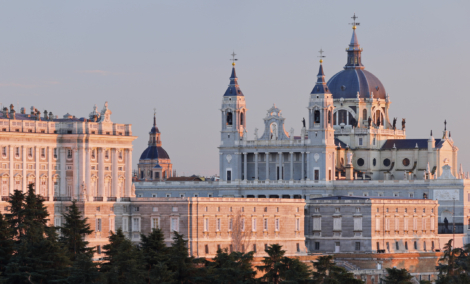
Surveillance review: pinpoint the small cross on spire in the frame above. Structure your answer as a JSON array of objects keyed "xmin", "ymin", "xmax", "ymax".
[
  {"xmin": 318, "ymin": 48, "xmax": 325, "ymax": 63},
  {"xmin": 230, "ymin": 51, "xmax": 238, "ymax": 66},
  {"xmin": 349, "ymin": 13, "xmax": 360, "ymax": 28}
]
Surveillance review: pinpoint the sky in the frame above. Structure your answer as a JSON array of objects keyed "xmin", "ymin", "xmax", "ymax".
[{"xmin": 0, "ymin": 1, "xmax": 469, "ymax": 176}]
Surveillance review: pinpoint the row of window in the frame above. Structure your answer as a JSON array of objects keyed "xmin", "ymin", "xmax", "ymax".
[
  {"xmin": 312, "ymin": 207, "xmax": 433, "ymax": 214},
  {"xmin": 1, "ymin": 147, "xmax": 125, "ymax": 161},
  {"xmin": 355, "ymin": 157, "xmax": 412, "ymax": 168},
  {"xmin": 204, "ymin": 217, "xmax": 300, "ymax": 232},
  {"xmin": 312, "ymin": 240, "xmax": 435, "ymax": 252}
]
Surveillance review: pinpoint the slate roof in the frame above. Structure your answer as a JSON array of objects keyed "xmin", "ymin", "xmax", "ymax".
[
  {"xmin": 334, "ymin": 138, "xmax": 348, "ymax": 149},
  {"xmin": 327, "ymin": 69, "xmax": 386, "ymax": 99},
  {"xmin": 310, "ymin": 195, "xmax": 421, "ymax": 201},
  {"xmin": 223, "ymin": 67, "xmax": 244, "ymax": 97},
  {"xmin": 381, "ymin": 139, "xmax": 444, "ymax": 150},
  {"xmin": 139, "ymin": 145, "xmax": 170, "ymax": 160}
]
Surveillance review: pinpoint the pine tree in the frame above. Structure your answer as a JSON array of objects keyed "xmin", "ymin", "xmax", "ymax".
[
  {"xmin": 279, "ymin": 257, "xmax": 311, "ymax": 284},
  {"xmin": 60, "ymin": 201, "xmax": 94, "ymax": 261},
  {"xmin": 101, "ymin": 228, "xmax": 126, "ymax": 273},
  {"xmin": 0, "ymin": 213, "xmax": 13, "ymax": 277},
  {"xmin": 436, "ymin": 239, "xmax": 462, "ymax": 284},
  {"xmin": 4, "ymin": 183, "xmax": 71, "ymax": 283},
  {"xmin": 197, "ymin": 248, "xmax": 257, "ymax": 284},
  {"xmin": 311, "ymin": 255, "xmax": 363, "ymax": 284},
  {"xmin": 167, "ymin": 231, "xmax": 196, "ymax": 284},
  {"xmin": 67, "ymin": 253, "xmax": 101, "ymax": 284},
  {"xmin": 382, "ymin": 267, "xmax": 413, "ymax": 284},
  {"xmin": 104, "ymin": 238, "xmax": 146, "ymax": 284},
  {"xmin": 140, "ymin": 228, "xmax": 174, "ymax": 283},
  {"xmin": 256, "ymin": 244, "xmax": 286, "ymax": 284}
]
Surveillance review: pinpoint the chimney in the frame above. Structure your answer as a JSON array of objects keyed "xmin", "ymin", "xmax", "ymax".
[
  {"xmin": 49, "ymin": 112, "xmax": 54, "ymax": 121},
  {"xmin": 43, "ymin": 110, "xmax": 48, "ymax": 120},
  {"xmin": 9, "ymin": 104, "xmax": 15, "ymax": 119}
]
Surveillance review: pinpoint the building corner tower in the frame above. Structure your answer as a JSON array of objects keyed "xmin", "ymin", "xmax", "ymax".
[
  {"xmin": 307, "ymin": 58, "xmax": 336, "ymax": 181},
  {"xmin": 219, "ymin": 60, "xmax": 247, "ymax": 181}
]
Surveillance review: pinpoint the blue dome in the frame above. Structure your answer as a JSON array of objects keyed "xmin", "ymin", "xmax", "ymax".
[
  {"xmin": 139, "ymin": 145, "xmax": 170, "ymax": 160},
  {"xmin": 150, "ymin": 126, "xmax": 160, "ymax": 134},
  {"xmin": 327, "ymin": 69, "xmax": 386, "ymax": 100}
]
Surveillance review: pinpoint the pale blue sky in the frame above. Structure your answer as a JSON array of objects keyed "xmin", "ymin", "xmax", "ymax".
[{"xmin": 0, "ymin": 1, "xmax": 469, "ymax": 176}]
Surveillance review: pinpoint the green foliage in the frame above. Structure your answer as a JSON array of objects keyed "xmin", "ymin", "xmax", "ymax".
[
  {"xmin": 140, "ymin": 228, "xmax": 174, "ymax": 283},
  {"xmin": 381, "ymin": 267, "xmax": 413, "ymax": 284},
  {"xmin": 67, "ymin": 253, "xmax": 101, "ymax": 284},
  {"xmin": 197, "ymin": 248, "xmax": 257, "ymax": 284},
  {"xmin": 257, "ymin": 244, "xmax": 311, "ymax": 284},
  {"xmin": 311, "ymin": 255, "xmax": 363, "ymax": 284},
  {"xmin": 103, "ymin": 238, "xmax": 146, "ymax": 284},
  {"xmin": 167, "ymin": 231, "xmax": 197, "ymax": 283},
  {"xmin": 4, "ymin": 184, "xmax": 71, "ymax": 283},
  {"xmin": 60, "ymin": 201, "xmax": 94, "ymax": 260},
  {"xmin": 0, "ymin": 213, "xmax": 13, "ymax": 275}
]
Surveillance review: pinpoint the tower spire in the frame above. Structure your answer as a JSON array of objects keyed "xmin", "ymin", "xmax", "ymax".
[
  {"xmin": 311, "ymin": 49, "xmax": 331, "ymax": 95},
  {"xmin": 224, "ymin": 52, "xmax": 244, "ymax": 97},
  {"xmin": 153, "ymin": 108, "xmax": 156, "ymax": 127},
  {"xmin": 345, "ymin": 13, "xmax": 364, "ymax": 70}
]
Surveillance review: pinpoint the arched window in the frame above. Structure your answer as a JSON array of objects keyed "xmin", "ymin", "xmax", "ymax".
[
  {"xmin": 140, "ymin": 171, "xmax": 144, "ymax": 179},
  {"xmin": 240, "ymin": 112, "xmax": 244, "ymax": 126},
  {"xmin": 338, "ymin": 110, "xmax": 347, "ymax": 125},
  {"xmin": 150, "ymin": 171, "xmax": 153, "ymax": 180},
  {"xmin": 328, "ymin": 110, "xmax": 332, "ymax": 125},
  {"xmin": 375, "ymin": 110, "xmax": 381, "ymax": 126},
  {"xmin": 314, "ymin": 110, "xmax": 320, "ymax": 123},
  {"xmin": 226, "ymin": 112, "xmax": 233, "ymax": 126},
  {"xmin": 363, "ymin": 109, "xmax": 367, "ymax": 120}
]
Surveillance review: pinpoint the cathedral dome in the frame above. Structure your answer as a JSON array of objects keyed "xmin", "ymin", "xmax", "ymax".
[
  {"xmin": 327, "ymin": 26, "xmax": 386, "ymax": 100},
  {"xmin": 327, "ymin": 69, "xmax": 386, "ymax": 99},
  {"xmin": 139, "ymin": 145, "xmax": 170, "ymax": 160}
]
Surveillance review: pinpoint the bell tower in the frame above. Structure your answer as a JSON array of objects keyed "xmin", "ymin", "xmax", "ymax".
[
  {"xmin": 219, "ymin": 53, "xmax": 247, "ymax": 181},
  {"xmin": 307, "ymin": 55, "xmax": 336, "ymax": 181}
]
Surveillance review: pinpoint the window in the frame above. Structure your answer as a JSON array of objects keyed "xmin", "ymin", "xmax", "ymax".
[
  {"xmin": 275, "ymin": 218, "xmax": 280, "ymax": 231},
  {"xmin": 405, "ymin": 208, "xmax": 408, "ymax": 213},
  {"xmin": 314, "ymin": 170, "xmax": 319, "ymax": 181},
  {"xmin": 122, "ymin": 217, "xmax": 128, "ymax": 232},
  {"xmin": 355, "ymin": 207, "xmax": 361, "ymax": 213},
  {"xmin": 383, "ymin": 158, "xmax": 391, "ymax": 167},
  {"xmin": 315, "ymin": 208, "xmax": 320, "ymax": 213},
  {"xmin": 15, "ymin": 147, "xmax": 19, "ymax": 157},
  {"xmin": 96, "ymin": 206, "xmax": 100, "ymax": 212},
  {"xmin": 405, "ymin": 242, "xmax": 408, "ymax": 250},
  {"xmin": 28, "ymin": 148, "xmax": 33, "ymax": 157},
  {"xmin": 414, "ymin": 241, "xmax": 417, "ymax": 250},
  {"xmin": 386, "ymin": 208, "xmax": 389, "ymax": 213},
  {"xmin": 263, "ymin": 218, "xmax": 268, "ymax": 231},
  {"xmin": 241, "ymin": 218, "xmax": 245, "ymax": 231},
  {"xmin": 217, "ymin": 207, "xmax": 220, "ymax": 212},
  {"xmin": 395, "ymin": 242, "xmax": 399, "ymax": 250},
  {"xmin": 149, "ymin": 217, "xmax": 158, "ymax": 229},
  {"xmin": 386, "ymin": 242, "xmax": 390, "ymax": 252},
  {"xmin": 253, "ymin": 244, "xmax": 257, "ymax": 252},
  {"xmin": 424, "ymin": 241, "xmax": 427, "ymax": 251},
  {"xmin": 402, "ymin": 158, "xmax": 410, "ymax": 166},
  {"xmin": 315, "ymin": 242, "xmax": 320, "ymax": 250},
  {"xmin": 414, "ymin": 208, "xmax": 417, "ymax": 213},
  {"xmin": 335, "ymin": 208, "xmax": 340, "ymax": 213},
  {"xmin": 355, "ymin": 242, "xmax": 361, "ymax": 251},
  {"xmin": 252, "ymin": 218, "xmax": 257, "ymax": 232},
  {"xmin": 229, "ymin": 207, "xmax": 232, "ymax": 212},
  {"xmin": 166, "ymin": 194, "xmax": 171, "ymax": 198},
  {"xmin": 354, "ymin": 217, "xmax": 362, "ymax": 231},
  {"xmin": 358, "ymin": 138, "xmax": 363, "ymax": 146},
  {"xmin": 180, "ymin": 194, "xmax": 185, "ymax": 198},
  {"xmin": 134, "ymin": 206, "xmax": 139, "ymax": 212},
  {"xmin": 229, "ymin": 218, "xmax": 233, "ymax": 231},
  {"xmin": 264, "ymin": 244, "xmax": 268, "ymax": 251},
  {"xmin": 333, "ymin": 217, "xmax": 341, "ymax": 231},
  {"xmin": 172, "ymin": 207, "xmax": 178, "ymax": 212},
  {"xmin": 376, "ymin": 242, "xmax": 380, "ymax": 251},
  {"xmin": 171, "ymin": 218, "xmax": 179, "ymax": 232},
  {"xmin": 357, "ymin": 158, "xmax": 364, "ymax": 166},
  {"xmin": 216, "ymin": 218, "xmax": 221, "ymax": 231},
  {"xmin": 313, "ymin": 217, "xmax": 321, "ymax": 230},
  {"xmin": 241, "ymin": 207, "xmax": 244, "ymax": 212},
  {"xmin": 132, "ymin": 218, "xmax": 140, "ymax": 232},
  {"xmin": 296, "ymin": 218, "xmax": 300, "ymax": 231},
  {"xmin": 264, "ymin": 207, "xmax": 267, "ymax": 212},
  {"xmin": 96, "ymin": 218, "xmax": 102, "ymax": 232},
  {"xmin": 67, "ymin": 149, "xmax": 72, "ymax": 159},
  {"xmin": 253, "ymin": 207, "xmax": 256, "ymax": 212},
  {"xmin": 314, "ymin": 110, "xmax": 320, "ymax": 123},
  {"xmin": 1, "ymin": 147, "xmax": 6, "ymax": 156},
  {"xmin": 41, "ymin": 148, "xmax": 45, "ymax": 158},
  {"xmin": 296, "ymin": 243, "xmax": 300, "ymax": 252},
  {"xmin": 204, "ymin": 219, "xmax": 209, "ymax": 232},
  {"xmin": 205, "ymin": 245, "xmax": 209, "ymax": 254}
]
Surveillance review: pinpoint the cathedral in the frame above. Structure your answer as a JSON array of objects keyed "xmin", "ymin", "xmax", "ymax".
[{"xmin": 218, "ymin": 24, "xmax": 458, "ymax": 183}]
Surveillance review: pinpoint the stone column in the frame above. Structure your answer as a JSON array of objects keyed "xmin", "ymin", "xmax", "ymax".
[
  {"xmin": 265, "ymin": 152, "xmax": 269, "ymax": 181},
  {"xmin": 254, "ymin": 152, "xmax": 259, "ymax": 180},
  {"xmin": 22, "ymin": 146, "xmax": 26, "ymax": 192},
  {"xmin": 35, "ymin": 147, "xmax": 39, "ymax": 194},
  {"xmin": 48, "ymin": 147, "xmax": 52, "ymax": 198},
  {"xmin": 243, "ymin": 152, "xmax": 247, "ymax": 181},
  {"xmin": 301, "ymin": 152, "xmax": 305, "ymax": 181},
  {"xmin": 73, "ymin": 147, "xmax": 79, "ymax": 199},
  {"xmin": 306, "ymin": 152, "xmax": 310, "ymax": 180},
  {"xmin": 112, "ymin": 148, "xmax": 118, "ymax": 197},
  {"xmin": 9, "ymin": 146, "xmax": 13, "ymax": 195},
  {"xmin": 125, "ymin": 149, "xmax": 132, "ymax": 197},
  {"xmin": 290, "ymin": 152, "xmax": 294, "ymax": 180},
  {"xmin": 278, "ymin": 152, "xmax": 282, "ymax": 181},
  {"xmin": 98, "ymin": 148, "xmax": 104, "ymax": 198},
  {"xmin": 60, "ymin": 147, "xmax": 66, "ymax": 196},
  {"xmin": 85, "ymin": 147, "xmax": 91, "ymax": 200}
]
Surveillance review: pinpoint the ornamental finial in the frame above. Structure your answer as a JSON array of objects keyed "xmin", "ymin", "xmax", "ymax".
[
  {"xmin": 230, "ymin": 51, "xmax": 238, "ymax": 66},
  {"xmin": 349, "ymin": 13, "xmax": 360, "ymax": 29},
  {"xmin": 318, "ymin": 48, "xmax": 325, "ymax": 63}
]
